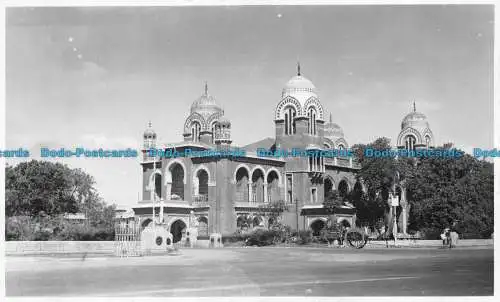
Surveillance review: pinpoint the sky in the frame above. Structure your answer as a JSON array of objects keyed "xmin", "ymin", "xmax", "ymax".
[{"xmin": 5, "ymin": 5, "xmax": 494, "ymax": 208}]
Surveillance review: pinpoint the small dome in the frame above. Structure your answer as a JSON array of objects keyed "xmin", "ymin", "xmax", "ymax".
[
  {"xmin": 324, "ymin": 114, "xmax": 344, "ymax": 138},
  {"xmin": 217, "ymin": 116, "xmax": 231, "ymax": 127},
  {"xmin": 143, "ymin": 121, "xmax": 156, "ymax": 138},
  {"xmin": 325, "ymin": 122, "xmax": 344, "ymax": 138}
]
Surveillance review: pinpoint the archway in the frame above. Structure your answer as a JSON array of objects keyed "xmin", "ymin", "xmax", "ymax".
[
  {"xmin": 141, "ymin": 218, "xmax": 152, "ymax": 230},
  {"xmin": 266, "ymin": 170, "xmax": 280, "ymax": 203},
  {"xmin": 340, "ymin": 219, "xmax": 351, "ymax": 229},
  {"xmin": 170, "ymin": 219, "xmax": 187, "ymax": 243},
  {"xmin": 196, "ymin": 169, "xmax": 209, "ymax": 197},
  {"xmin": 153, "ymin": 174, "xmax": 162, "ymax": 200},
  {"xmin": 235, "ymin": 167, "xmax": 249, "ymax": 202},
  {"xmin": 324, "ymin": 177, "xmax": 334, "ymax": 199},
  {"xmin": 253, "ymin": 215, "xmax": 264, "ymax": 228},
  {"xmin": 338, "ymin": 179, "xmax": 349, "ymax": 199},
  {"xmin": 310, "ymin": 219, "xmax": 326, "ymax": 236},
  {"xmin": 197, "ymin": 216, "xmax": 208, "ymax": 237},
  {"xmin": 251, "ymin": 169, "xmax": 265, "ymax": 202},
  {"xmin": 170, "ymin": 163, "xmax": 185, "ymax": 200}
]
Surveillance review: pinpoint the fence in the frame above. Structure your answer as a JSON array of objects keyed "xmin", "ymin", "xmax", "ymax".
[{"xmin": 114, "ymin": 223, "xmax": 142, "ymax": 257}]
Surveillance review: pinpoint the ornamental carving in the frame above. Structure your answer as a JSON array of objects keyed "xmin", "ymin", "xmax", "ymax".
[
  {"xmin": 184, "ymin": 112, "xmax": 208, "ymax": 134},
  {"xmin": 274, "ymin": 96, "xmax": 302, "ymax": 120},
  {"xmin": 302, "ymin": 96, "xmax": 324, "ymax": 120}
]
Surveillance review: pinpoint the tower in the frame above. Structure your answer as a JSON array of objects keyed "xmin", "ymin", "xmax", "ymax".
[
  {"xmin": 397, "ymin": 102, "xmax": 435, "ymax": 150},
  {"xmin": 143, "ymin": 121, "xmax": 157, "ymax": 149}
]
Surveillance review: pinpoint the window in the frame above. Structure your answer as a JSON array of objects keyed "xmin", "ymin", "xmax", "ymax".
[
  {"xmin": 311, "ymin": 188, "xmax": 317, "ymax": 203},
  {"xmin": 191, "ymin": 121, "xmax": 201, "ymax": 142},
  {"xmin": 405, "ymin": 135, "xmax": 416, "ymax": 151},
  {"xmin": 307, "ymin": 108, "xmax": 317, "ymax": 135},
  {"xmin": 286, "ymin": 173, "xmax": 293, "ymax": 203},
  {"xmin": 284, "ymin": 106, "xmax": 296, "ymax": 136}
]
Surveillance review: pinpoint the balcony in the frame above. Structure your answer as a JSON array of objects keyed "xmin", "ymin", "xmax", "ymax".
[
  {"xmin": 192, "ymin": 194, "xmax": 209, "ymax": 207},
  {"xmin": 324, "ymin": 157, "xmax": 361, "ymax": 169}
]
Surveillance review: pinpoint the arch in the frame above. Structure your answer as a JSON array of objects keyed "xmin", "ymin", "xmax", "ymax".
[
  {"xmin": 310, "ymin": 219, "xmax": 326, "ymax": 236},
  {"xmin": 183, "ymin": 112, "xmax": 207, "ymax": 134},
  {"xmin": 323, "ymin": 143, "xmax": 332, "ymax": 149},
  {"xmin": 404, "ymin": 134, "xmax": 417, "ymax": 151},
  {"xmin": 324, "ymin": 176, "xmax": 335, "ymax": 199},
  {"xmin": 250, "ymin": 165, "xmax": 266, "ymax": 181},
  {"xmin": 141, "ymin": 218, "xmax": 153, "ymax": 229},
  {"xmin": 166, "ymin": 160, "xmax": 186, "ymax": 200},
  {"xmin": 237, "ymin": 215, "xmax": 248, "ymax": 229},
  {"xmin": 421, "ymin": 128, "xmax": 434, "ymax": 147},
  {"xmin": 265, "ymin": 168, "xmax": 282, "ymax": 186},
  {"xmin": 302, "ymin": 96, "xmax": 324, "ymax": 120},
  {"xmin": 206, "ymin": 111, "xmax": 224, "ymax": 130},
  {"xmin": 275, "ymin": 96, "xmax": 302, "ymax": 120},
  {"xmin": 251, "ymin": 167, "xmax": 266, "ymax": 203},
  {"xmin": 193, "ymin": 165, "xmax": 211, "ymax": 184},
  {"xmin": 397, "ymin": 127, "xmax": 423, "ymax": 146},
  {"xmin": 165, "ymin": 159, "xmax": 187, "ymax": 184},
  {"xmin": 169, "ymin": 219, "xmax": 187, "ymax": 243},
  {"xmin": 195, "ymin": 169, "xmax": 209, "ymax": 197},
  {"xmin": 233, "ymin": 164, "xmax": 251, "ymax": 183},
  {"xmin": 338, "ymin": 179, "xmax": 350, "ymax": 199},
  {"xmin": 335, "ymin": 138, "xmax": 349, "ymax": 150},
  {"xmin": 197, "ymin": 216, "xmax": 208, "ymax": 237},
  {"xmin": 252, "ymin": 215, "xmax": 264, "ymax": 227},
  {"xmin": 340, "ymin": 219, "xmax": 351, "ymax": 228}
]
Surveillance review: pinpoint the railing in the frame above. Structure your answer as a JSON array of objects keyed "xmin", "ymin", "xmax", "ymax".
[
  {"xmin": 192, "ymin": 194, "xmax": 209, "ymax": 207},
  {"xmin": 324, "ymin": 157, "xmax": 361, "ymax": 169}
]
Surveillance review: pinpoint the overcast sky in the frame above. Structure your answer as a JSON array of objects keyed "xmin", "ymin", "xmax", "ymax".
[{"xmin": 5, "ymin": 5, "xmax": 494, "ymax": 208}]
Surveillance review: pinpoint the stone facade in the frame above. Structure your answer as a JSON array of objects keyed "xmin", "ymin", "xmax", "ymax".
[{"xmin": 132, "ymin": 66, "xmax": 433, "ymax": 240}]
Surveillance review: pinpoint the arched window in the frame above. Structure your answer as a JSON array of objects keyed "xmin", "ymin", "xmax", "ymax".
[
  {"xmin": 425, "ymin": 135, "xmax": 431, "ymax": 148},
  {"xmin": 284, "ymin": 106, "xmax": 296, "ymax": 135},
  {"xmin": 337, "ymin": 143, "xmax": 345, "ymax": 150},
  {"xmin": 211, "ymin": 122, "xmax": 217, "ymax": 143},
  {"xmin": 307, "ymin": 107, "xmax": 317, "ymax": 135},
  {"xmin": 191, "ymin": 121, "xmax": 201, "ymax": 142},
  {"xmin": 405, "ymin": 135, "xmax": 416, "ymax": 151}
]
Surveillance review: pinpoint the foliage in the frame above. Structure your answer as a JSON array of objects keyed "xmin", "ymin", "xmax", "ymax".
[
  {"xmin": 245, "ymin": 229, "xmax": 277, "ymax": 246},
  {"xmin": 351, "ymin": 138, "xmax": 494, "ymax": 239},
  {"xmin": 293, "ymin": 230, "xmax": 312, "ymax": 245},
  {"xmin": 322, "ymin": 190, "xmax": 343, "ymax": 214},
  {"xmin": 406, "ymin": 152, "xmax": 493, "ymax": 238},
  {"xmin": 5, "ymin": 160, "xmax": 116, "ymax": 241}
]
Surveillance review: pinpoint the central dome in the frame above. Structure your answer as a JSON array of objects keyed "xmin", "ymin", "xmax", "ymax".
[
  {"xmin": 401, "ymin": 111, "xmax": 429, "ymax": 131},
  {"xmin": 282, "ymin": 75, "xmax": 317, "ymax": 96},
  {"xmin": 190, "ymin": 83, "xmax": 223, "ymax": 119}
]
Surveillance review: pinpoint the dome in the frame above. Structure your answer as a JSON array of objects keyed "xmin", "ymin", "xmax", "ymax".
[
  {"xmin": 401, "ymin": 110, "xmax": 430, "ymax": 131},
  {"xmin": 282, "ymin": 75, "xmax": 317, "ymax": 96},
  {"xmin": 217, "ymin": 116, "xmax": 231, "ymax": 127},
  {"xmin": 324, "ymin": 114, "xmax": 344, "ymax": 138},
  {"xmin": 143, "ymin": 121, "xmax": 156, "ymax": 138},
  {"xmin": 190, "ymin": 82, "xmax": 223, "ymax": 119}
]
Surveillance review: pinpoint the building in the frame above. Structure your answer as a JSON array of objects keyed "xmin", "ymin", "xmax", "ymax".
[
  {"xmin": 132, "ymin": 66, "xmax": 363, "ymax": 241},
  {"xmin": 131, "ymin": 66, "xmax": 436, "ymax": 241}
]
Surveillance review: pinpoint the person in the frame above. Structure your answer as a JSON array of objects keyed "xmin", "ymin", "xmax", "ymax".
[
  {"xmin": 449, "ymin": 229, "xmax": 459, "ymax": 248},
  {"xmin": 440, "ymin": 231, "xmax": 447, "ymax": 247}
]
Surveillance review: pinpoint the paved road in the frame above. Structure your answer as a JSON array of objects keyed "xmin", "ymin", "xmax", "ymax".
[{"xmin": 6, "ymin": 247, "xmax": 493, "ymax": 296}]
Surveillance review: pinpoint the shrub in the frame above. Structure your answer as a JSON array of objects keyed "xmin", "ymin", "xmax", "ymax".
[
  {"xmin": 295, "ymin": 230, "xmax": 312, "ymax": 245},
  {"xmin": 245, "ymin": 229, "xmax": 277, "ymax": 246}
]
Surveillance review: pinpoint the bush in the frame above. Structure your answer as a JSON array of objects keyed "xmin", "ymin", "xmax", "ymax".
[
  {"xmin": 294, "ymin": 230, "xmax": 312, "ymax": 245},
  {"xmin": 245, "ymin": 229, "xmax": 277, "ymax": 246}
]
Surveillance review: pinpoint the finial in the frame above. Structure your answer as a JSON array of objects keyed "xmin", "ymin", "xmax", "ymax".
[
  {"xmin": 204, "ymin": 81, "xmax": 208, "ymax": 95},
  {"xmin": 148, "ymin": 120, "xmax": 152, "ymax": 128},
  {"xmin": 297, "ymin": 61, "xmax": 301, "ymax": 76},
  {"xmin": 413, "ymin": 101, "xmax": 416, "ymax": 112},
  {"xmin": 329, "ymin": 113, "xmax": 333, "ymax": 123}
]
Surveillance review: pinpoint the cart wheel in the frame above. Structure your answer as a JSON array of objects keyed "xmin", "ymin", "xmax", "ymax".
[{"xmin": 345, "ymin": 229, "xmax": 367, "ymax": 249}]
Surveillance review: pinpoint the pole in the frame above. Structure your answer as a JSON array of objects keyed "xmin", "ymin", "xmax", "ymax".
[{"xmin": 152, "ymin": 157, "xmax": 156, "ymax": 231}]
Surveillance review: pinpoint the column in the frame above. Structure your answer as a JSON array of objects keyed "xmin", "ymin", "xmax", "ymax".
[
  {"xmin": 166, "ymin": 183, "xmax": 172, "ymax": 200},
  {"xmin": 263, "ymin": 182, "xmax": 268, "ymax": 203},
  {"xmin": 248, "ymin": 182, "xmax": 253, "ymax": 203}
]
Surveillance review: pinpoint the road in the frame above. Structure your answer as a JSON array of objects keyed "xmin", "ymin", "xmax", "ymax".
[{"xmin": 5, "ymin": 247, "xmax": 493, "ymax": 296}]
